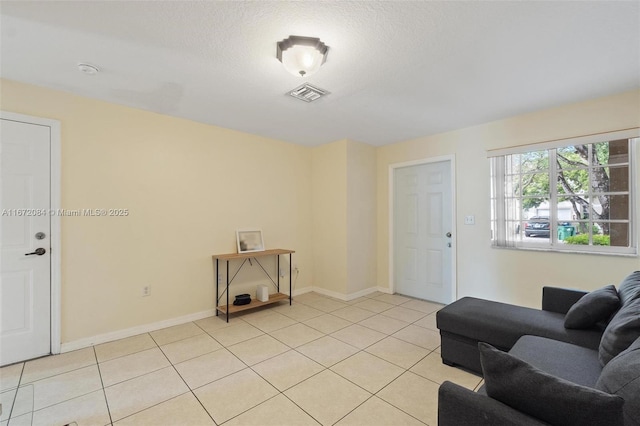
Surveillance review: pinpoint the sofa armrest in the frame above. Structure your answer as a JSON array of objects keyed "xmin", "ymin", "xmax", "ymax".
[
  {"xmin": 542, "ymin": 286, "xmax": 588, "ymax": 314},
  {"xmin": 438, "ymin": 381, "xmax": 547, "ymax": 426}
]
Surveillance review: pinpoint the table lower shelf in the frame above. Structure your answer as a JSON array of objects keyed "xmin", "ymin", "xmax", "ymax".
[{"xmin": 216, "ymin": 292, "xmax": 289, "ymax": 315}]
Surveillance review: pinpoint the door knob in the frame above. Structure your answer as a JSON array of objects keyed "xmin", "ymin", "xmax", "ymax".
[
  {"xmin": 25, "ymin": 248, "xmax": 46, "ymax": 256},
  {"xmin": 446, "ymin": 232, "xmax": 452, "ymax": 238}
]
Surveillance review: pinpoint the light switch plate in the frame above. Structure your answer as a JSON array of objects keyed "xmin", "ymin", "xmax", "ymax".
[{"xmin": 464, "ymin": 215, "xmax": 475, "ymax": 225}]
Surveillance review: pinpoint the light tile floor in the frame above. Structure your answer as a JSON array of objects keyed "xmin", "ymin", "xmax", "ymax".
[{"xmin": 0, "ymin": 292, "xmax": 483, "ymax": 426}]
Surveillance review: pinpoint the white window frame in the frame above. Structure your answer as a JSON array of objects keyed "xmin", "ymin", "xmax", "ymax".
[{"xmin": 489, "ymin": 129, "xmax": 639, "ymax": 256}]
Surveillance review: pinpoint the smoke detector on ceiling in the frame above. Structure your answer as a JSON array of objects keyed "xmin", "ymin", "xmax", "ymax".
[{"xmin": 287, "ymin": 83, "xmax": 329, "ymax": 103}]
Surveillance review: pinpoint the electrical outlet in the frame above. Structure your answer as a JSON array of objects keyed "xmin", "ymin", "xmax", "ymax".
[
  {"xmin": 293, "ymin": 264, "xmax": 300, "ymax": 274},
  {"xmin": 218, "ymin": 274, "xmax": 223, "ymax": 284},
  {"xmin": 464, "ymin": 215, "xmax": 475, "ymax": 225},
  {"xmin": 142, "ymin": 285, "xmax": 150, "ymax": 297},
  {"xmin": 279, "ymin": 268, "xmax": 285, "ymax": 277}
]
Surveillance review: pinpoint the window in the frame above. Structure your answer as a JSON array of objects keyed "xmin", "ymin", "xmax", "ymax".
[{"xmin": 490, "ymin": 130, "xmax": 638, "ymax": 255}]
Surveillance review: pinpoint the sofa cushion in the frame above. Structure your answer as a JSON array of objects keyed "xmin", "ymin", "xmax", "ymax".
[
  {"xmin": 599, "ymin": 298, "xmax": 640, "ymax": 365},
  {"xmin": 479, "ymin": 342, "xmax": 624, "ymax": 426},
  {"xmin": 564, "ymin": 285, "xmax": 620, "ymax": 329},
  {"xmin": 596, "ymin": 336, "xmax": 640, "ymax": 426},
  {"xmin": 439, "ymin": 381, "xmax": 547, "ymax": 426},
  {"xmin": 509, "ymin": 335, "xmax": 602, "ymax": 387},
  {"xmin": 618, "ymin": 271, "xmax": 640, "ymax": 305}
]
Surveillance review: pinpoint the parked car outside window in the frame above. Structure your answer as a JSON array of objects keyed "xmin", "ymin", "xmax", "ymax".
[{"xmin": 524, "ymin": 216, "xmax": 549, "ymax": 237}]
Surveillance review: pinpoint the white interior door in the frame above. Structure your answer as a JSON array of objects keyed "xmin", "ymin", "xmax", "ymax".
[
  {"xmin": 393, "ymin": 160, "xmax": 453, "ymax": 304},
  {"xmin": 1, "ymin": 118, "xmax": 52, "ymax": 366}
]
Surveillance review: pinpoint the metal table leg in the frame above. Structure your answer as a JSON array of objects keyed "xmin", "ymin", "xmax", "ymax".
[
  {"xmin": 215, "ymin": 259, "xmax": 219, "ymax": 316},
  {"xmin": 226, "ymin": 260, "xmax": 230, "ymax": 323}
]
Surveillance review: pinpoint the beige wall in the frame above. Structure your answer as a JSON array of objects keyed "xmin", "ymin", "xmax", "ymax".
[
  {"xmin": 310, "ymin": 139, "xmax": 377, "ymax": 298},
  {"xmin": 1, "ymin": 79, "xmax": 313, "ymax": 343},
  {"xmin": 377, "ymin": 89, "xmax": 640, "ymax": 308},
  {"xmin": 311, "ymin": 140, "xmax": 348, "ymax": 295},
  {"xmin": 346, "ymin": 140, "xmax": 377, "ymax": 295}
]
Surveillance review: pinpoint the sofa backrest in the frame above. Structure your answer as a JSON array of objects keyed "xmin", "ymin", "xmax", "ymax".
[
  {"xmin": 617, "ymin": 271, "xmax": 640, "ymax": 305},
  {"xmin": 599, "ymin": 298, "xmax": 640, "ymax": 365},
  {"xmin": 598, "ymin": 272, "xmax": 640, "ymax": 366},
  {"xmin": 596, "ymin": 336, "xmax": 640, "ymax": 426}
]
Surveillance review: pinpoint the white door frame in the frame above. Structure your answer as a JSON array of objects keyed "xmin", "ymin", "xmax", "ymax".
[
  {"xmin": 1, "ymin": 111, "xmax": 62, "ymax": 356},
  {"xmin": 389, "ymin": 155, "xmax": 457, "ymax": 302}
]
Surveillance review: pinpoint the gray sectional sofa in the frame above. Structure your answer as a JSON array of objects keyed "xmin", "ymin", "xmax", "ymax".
[{"xmin": 436, "ymin": 272, "xmax": 640, "ymax": 426}]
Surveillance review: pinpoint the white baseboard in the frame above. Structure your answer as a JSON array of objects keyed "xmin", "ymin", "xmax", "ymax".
[
  {"xmin": 310, "ymin": 286, "xmax": 380, "ymax": 301},
  {"xmin": 60, "ymin": 285, "xmax": 387, "ymax": 353},
  {"xmin": 60, "ymin": 309, "xmax": 216, "ymax": 353},
  {"xmin": 292, "ymin": 287, "xmax": 313, "ymax": 296},
  {"xmin": 310, "ymin": 287, "xmax": 347, "ymax": 300}
]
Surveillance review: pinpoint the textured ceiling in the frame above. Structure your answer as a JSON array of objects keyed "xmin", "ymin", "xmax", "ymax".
[{"xmin": 1, "ymin": 1, "xmax": 639, "ymax": 147}]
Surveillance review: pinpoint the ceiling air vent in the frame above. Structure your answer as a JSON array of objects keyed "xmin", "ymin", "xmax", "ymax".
[{"xmin": 287, "ymin": 83, "xmax": 329, "ymax": 103}]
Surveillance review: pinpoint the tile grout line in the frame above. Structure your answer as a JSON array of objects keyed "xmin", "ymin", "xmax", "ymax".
[
  {"xmin": 188, "ymin": 391, "xmax": 218, "ymax": 425},
  {"xmin": 99, "ymin": 333, "xmax": 176, "ymax": 423},
  {"xmin": 150, "ymin": 325, "xmax": 218, "ymax": 425},
  {"xmin": 93, "ymin": 345, "xmax": 114, "ymax": 426},
  {"xmin": 94, "ymin": 333, "xmax": 159, "ymax": 365},
  {"xmin": 369, "ymin": 369, "xmax": 435, "ymax": 425},
  {"xmin": 276, "ymin": 390, "xmax": 324, "ymax": 426},
  {"xmin": 3, "ymin": 361, "xmax": 25, "ymax": 423},
  {"xmin": 191, "ymin": 335, "xmax": 258, "ymax": 424},
  {"xmin": 106, "ymin": 327, "xmax": 213, "ymax": 424},
  {"xmin": 219, "ymin": 364, "xmax": 288, "ymax": 424},
  {"xmin": 10, "ymin": 367, "xmax": 104, "ymax": 421}
]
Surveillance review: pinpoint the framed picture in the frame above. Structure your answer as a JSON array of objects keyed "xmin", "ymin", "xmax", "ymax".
[{"xmin": 236, "ymin": 229, "xmax": 265, "ymax": 253}]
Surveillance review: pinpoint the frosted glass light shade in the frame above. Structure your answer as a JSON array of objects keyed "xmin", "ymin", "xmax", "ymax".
[{"xmin": 277, "ymin": 36, "xmax": 329, "ymax": 77}]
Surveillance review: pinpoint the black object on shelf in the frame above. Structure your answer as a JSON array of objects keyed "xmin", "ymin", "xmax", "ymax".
[{"xmin": 233, "ymin": 294, "xmax": 251, "ymax": 306}]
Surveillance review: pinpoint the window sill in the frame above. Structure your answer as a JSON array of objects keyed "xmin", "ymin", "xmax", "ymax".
[{"xmin": 491, "ymin": 244, "xmax": 638, "ymax": 257}]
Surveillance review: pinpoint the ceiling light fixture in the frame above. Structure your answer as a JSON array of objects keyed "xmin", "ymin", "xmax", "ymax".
[
  {"xmin": 77, "ymin": 63, "xmax": 100, "ymax": 75},
  {"xmin": 276, "ymin": 36, "xmax": 329, "ymax": 78}
]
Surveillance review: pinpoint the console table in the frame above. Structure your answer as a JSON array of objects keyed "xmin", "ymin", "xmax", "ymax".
[{"xmin": 212, "ymin": 249, "xmax": 294, "ymax": 322}]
